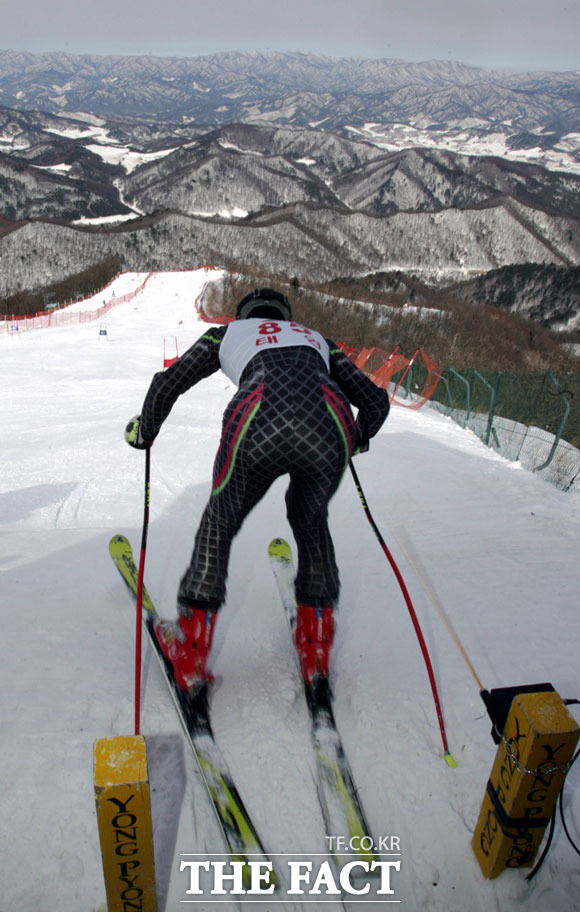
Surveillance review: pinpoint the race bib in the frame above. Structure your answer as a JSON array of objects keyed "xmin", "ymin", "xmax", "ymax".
[{"xmin": 219, "ymin": 320, "xmax": 330, "ymax": 385}]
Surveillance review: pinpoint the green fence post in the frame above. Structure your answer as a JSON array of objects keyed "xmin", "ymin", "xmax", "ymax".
[
  {"xmin": 438, "ymin": 374, "xmax": 453, "ymax": 413},
  {"xmin": 473, "ymin": 370, "xmax": 501, "ymax": 446},
  {"xmin": 449, "ymin": 368, "xmax": 470, "ymax": 425},
  {"xmin": 534, "ymin": 373, "xmax": 571, "ymax": 472}
]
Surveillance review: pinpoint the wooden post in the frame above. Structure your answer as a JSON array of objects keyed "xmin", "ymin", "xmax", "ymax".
[
  {"xmin": 472, "ymin": 689, "xmax": 579, "ymax": 878},
  {"xmin": 94, "ymin": 735, "xmax": 157, "ymax": 911}
]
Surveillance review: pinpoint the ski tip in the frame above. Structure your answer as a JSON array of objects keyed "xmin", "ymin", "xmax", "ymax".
[
  {"xmin": 444, "ymin": 752, "xmax": 459, "ymax": 768},
  {"xmin": 268, "ymin": 537, "xmax": 291, "ymax": 558}
]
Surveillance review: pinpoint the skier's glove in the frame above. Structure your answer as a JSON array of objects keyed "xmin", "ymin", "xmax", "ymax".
[{"xmin": 124, "ymin": 414, "xmax": 150, "ymax": 450}]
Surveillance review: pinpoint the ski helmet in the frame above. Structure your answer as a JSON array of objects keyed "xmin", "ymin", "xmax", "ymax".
[{"xmin": 236, "ymin": 288, "xmax": 292, "ymax": 321}]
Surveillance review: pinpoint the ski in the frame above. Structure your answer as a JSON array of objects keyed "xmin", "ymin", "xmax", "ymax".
[
  {"xmin": 109, "ymin": 534, "xmax": 275, "ymax": 889},
  {"xmin": 268, "ymin": 538, "xmax": 376, "ymax": 872}
]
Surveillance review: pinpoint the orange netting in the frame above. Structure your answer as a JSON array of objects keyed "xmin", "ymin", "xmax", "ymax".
[{"xmin": 353, "ymin": 345, "xmax": 442, "ymax": 408}]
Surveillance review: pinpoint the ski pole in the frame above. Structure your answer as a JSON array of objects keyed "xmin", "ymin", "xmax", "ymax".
[
  {"xmin": 349, "ymin": 459, "xmax": 457, "ymax": 767},
  {"xmin": 134, "ymin": 445, "xmax": 151, "ymax": 735}
]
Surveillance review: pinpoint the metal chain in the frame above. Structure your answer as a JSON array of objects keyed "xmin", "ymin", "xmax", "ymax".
[{"xmin": 496, "ymin": 727, "xmax": 572, "ymax": 777}]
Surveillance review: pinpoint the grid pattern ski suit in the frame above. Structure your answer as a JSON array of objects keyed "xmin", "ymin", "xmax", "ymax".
[{"xmin": 139, "ymin": 320, "xmax": 390, "ymax": 611}]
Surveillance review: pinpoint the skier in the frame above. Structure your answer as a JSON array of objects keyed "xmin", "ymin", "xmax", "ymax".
[{"xmin": 125, "ymin": 288, "xmax": 390, "ymax": 691}]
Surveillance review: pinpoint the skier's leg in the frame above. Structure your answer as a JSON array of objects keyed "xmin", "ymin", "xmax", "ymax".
[
  {"xmin": 157, "ymin": 385, "xmax": 275, "ymax": 687},
  {"xmin": 159, "ymin": 467, "xmax": 275, "ymax": 689},
  {"xmin": 285, "ymin": 461, "xmax": 343, "ymax": 604},
  {"xmin": 178, "ymin": 488, "xmax": 260, "ymax": 614},
  {"xmin": 285, "ymin": 456, "xmax": 345, "ymax": 684}
]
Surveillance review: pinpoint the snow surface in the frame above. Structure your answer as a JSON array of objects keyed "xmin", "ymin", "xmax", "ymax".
[
  {"xmin": 71, "ymin": 213, "xmax": 140, "ymax": 226},
  {"xmin": 84, "ymin": 142, "xmax": 178, "ymax": 173},
  {"xmin": 1, "ymin": 269, "xmax": 579, "ymax": 911},
  {"xmin": 347, "ymin": 123, "xmax": 580, "ymax": 177}
]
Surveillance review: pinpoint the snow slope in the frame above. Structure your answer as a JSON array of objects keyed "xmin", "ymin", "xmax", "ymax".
[{"xmin": 1, "ymin": 269, "xmax": 579, "ymax": 911}]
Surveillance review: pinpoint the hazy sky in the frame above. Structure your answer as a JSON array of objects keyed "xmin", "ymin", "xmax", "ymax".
[{"xmin": 3, "ymin": 0, "xmax": 580, "ymax": 71}]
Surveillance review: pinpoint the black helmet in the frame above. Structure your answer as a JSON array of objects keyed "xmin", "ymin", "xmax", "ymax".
[{"xmin": 236, "ymin": 288, "xmax": 292, "ymax": 321}]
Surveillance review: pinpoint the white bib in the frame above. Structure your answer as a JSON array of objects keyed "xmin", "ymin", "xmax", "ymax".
[{"xmin": 219, "ymin": 319, "xmax": 330, "ymax": 385}]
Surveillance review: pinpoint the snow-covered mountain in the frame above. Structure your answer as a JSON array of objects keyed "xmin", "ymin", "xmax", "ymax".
[
  {"xmin": 1, "ymin": 269, "xmax": 579, "ymax": 911},
  {"xmin": 1, "ymin": 49, "xmax": 580, "ymax": 139},
  {"xmin": 1, "ymin": 50, "xmax": 580, "ymax": 328}
]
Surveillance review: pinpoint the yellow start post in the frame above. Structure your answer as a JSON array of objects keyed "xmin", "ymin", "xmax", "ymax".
[
  {"xmin": 94, "ymin": 735, "xmax": 157, "ymax": 911},
  {"xmin": 472, "ymin": 689, "xmax": 579, "ymax": 878}
]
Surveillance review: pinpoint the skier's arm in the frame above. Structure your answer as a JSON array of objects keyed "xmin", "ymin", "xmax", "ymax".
[
  {"xmin": 328, "ymin": 344, "xmax": 390, "ymax": 449},
  {"xmin": 139, "ymin": 326, "xmax": 227, "ymax": 441}
]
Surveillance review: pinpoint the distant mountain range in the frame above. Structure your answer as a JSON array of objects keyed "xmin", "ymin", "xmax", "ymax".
[
  {"xmin": 2, "ymin": 49, "xmax": 580, "ymax": 134},
  {"xmin": 1, "ymin": 50, "xmax": 579, "ymax": 329}
]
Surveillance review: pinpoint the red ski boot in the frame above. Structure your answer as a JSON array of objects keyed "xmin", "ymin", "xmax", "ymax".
[
  {"xmin": 293, "ymin": 603, "xmax": 334, "ymax": 684},
  {"xmin": 155, "ymin": 607, "xmax": 217, "ymax": 692}
]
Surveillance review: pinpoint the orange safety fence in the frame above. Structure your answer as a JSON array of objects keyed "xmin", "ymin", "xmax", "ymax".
[
  {"xmin": 372, "ymin": 352, "xmax": 412, "ymax": 389},
  {"xmin": 336, "ymin": 342, "xmax": 359, "ymax": 362},
  {"xmin": 344, "ymin": 343, "xmax": 442, "ymax": 408},
  {"xmin": 372, "ymin": 347, "xmax": 442, "ymax": 408},
  {"xmin": 0, "ymin": 271, "xmax": 156, "ymax": 334},
  {"xmin": 408, "ymin": 348, "xmax": 443, "ymax": 408},
  {"xmin": 353, "ymin": 346, "xmax": 375, "ymax": 370},
  {"xmin": 195, "ymin": 283, "xmax": 232, "ymax": 325}
]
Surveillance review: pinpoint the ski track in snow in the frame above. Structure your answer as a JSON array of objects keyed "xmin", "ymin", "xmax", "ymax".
[{"xmin": 1, "ymin": 268, "xmax": 579, "ymax": 911}]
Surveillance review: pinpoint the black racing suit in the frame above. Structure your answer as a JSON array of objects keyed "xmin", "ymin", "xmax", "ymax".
[{"xmin": 139, "ymin": 321, "xmax": 390, "ymax": 610}]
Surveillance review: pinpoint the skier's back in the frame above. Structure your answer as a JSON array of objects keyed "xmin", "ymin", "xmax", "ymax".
[{"xmin": 126, "ymin": 288, "xmax": 390, "ymax": 690}]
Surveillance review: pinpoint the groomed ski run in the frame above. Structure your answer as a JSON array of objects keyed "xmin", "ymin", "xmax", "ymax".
[{"xmin": 1, "ymin": 268, "xmax": 579, "ymax": 912}]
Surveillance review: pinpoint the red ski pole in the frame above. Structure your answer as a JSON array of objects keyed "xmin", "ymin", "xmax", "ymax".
[{"xmin": 349, "ymin": 460, "xmax": 457, "ymax": 767}]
